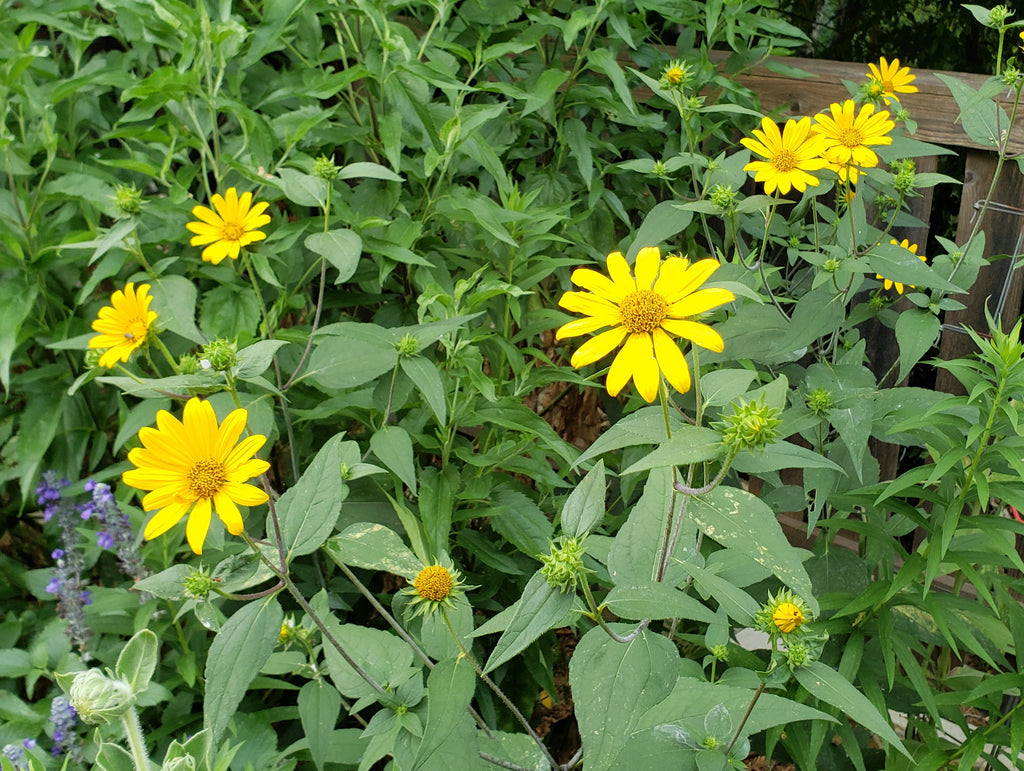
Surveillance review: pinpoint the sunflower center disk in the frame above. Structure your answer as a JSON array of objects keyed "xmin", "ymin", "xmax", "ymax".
[
  {"xmin": 187, "ymin": 458, "xmax": 228, "ymax": 499},
  {"xmin": 771, "ymin": 149, "xmax": 796, "ymax": 173},
  {"xmin": 123, "ymin": 317, "xmax": 149, "ymax": 342},
  {"xmin": 414, "ymin": 565, "xmax": 454, "ymax": 601},
  {"xmin": 620, "ymin": 289, "xmax": 668, "ymax": 334},
  {"xmin": 839, "ymin": 127, "xmax": 864, "ymax": 148},
  {"xmin": 221, "ymin": 223, "xmax": 245, "ymax": 241}
]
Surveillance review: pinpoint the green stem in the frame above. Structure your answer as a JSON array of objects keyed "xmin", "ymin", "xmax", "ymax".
[
  {"xmin": 441, "ymin": 608, "xmax": 559, "ymax": 770},
  {"xmin": 725, "ymin": 680, "xmax": 765, "ymax": 755},
  {"xmin": 580, "ymin": 578, "xmax": 649, "ymax": 643},
  {"xmin": 149, "ymin": 335, "xmax": 180, "ymax": 374},
  {"xmin": 121, "ymin": 706, "xmax": 150, "ymax": 771},
  {"xmin": 241, "ymin": 251, "xmax": 272, "ymax": 340}
]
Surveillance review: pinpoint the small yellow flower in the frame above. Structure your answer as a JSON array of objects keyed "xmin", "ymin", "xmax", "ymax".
[
  {"xmin": 740, "ymin": 116, "xmax": 831, "ymax": 196},
  {"xmin": 186, "ymin": 188, "xmax": 271, "ymax": 264},
  {"xmin": 401, "ymin": 556, "xmax": 474, "ymax": 618},
  {"xmin": 414, "ymin": 565, "xmax": 454, "ymax": 601},
  {"xmin": 772, "ymin": 602, "xmax": 805, "ymax": 634},
  {"xmin": 88, "ymin": 282, "xmax": 158, "ymax": 369},
  {"xmin": 556, "ymin": 248, "xmax": 734, "ymax": 402},
  {"xmin": 813, "ymin": 100, "xmax": 895, "ymax": 171},
  {"xmin": 876, "ymin": 238, "xmax": 927, "ymax": 295},
  {"xmin": 122, "ymin": 397, "xmax": 270, "ymax": 554},
  {"xmin": 866, "ymin": 57, "xmax": 918, "ymax": 104}
]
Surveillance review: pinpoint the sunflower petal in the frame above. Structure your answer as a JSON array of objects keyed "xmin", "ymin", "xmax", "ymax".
[
  {"xmin": 144, "ymin": 500, "xmax": 191, "ymax": 540},
  {"xmin": 633, "ymin": 247, "xmax": 662, "ymax": 290},
  {"xmin": 186, "ymin": 497, "xmax": 213, "ymax": 554},
  {"xmin": 652, "ymin": 328, "xmax": 691, "ymax": 395},
  {"xmin": 214, "ymin": 492, "xmax": 245, "ymax": 535},
  {"xmin": 660, "ymin": 319, "xmax": 725, "ymax": 351},
  {"xmin": 570, "ymin": 326, "xmax": 628, "ymax": 368}
]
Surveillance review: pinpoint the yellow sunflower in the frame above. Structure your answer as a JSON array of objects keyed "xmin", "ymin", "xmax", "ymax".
[
  {"xmin": 740, "ymin": 116, "xmax": 831, "ymax": 196},
  {"xmin": 866, "ymin": 57, "xmax": 918, "ymax": 104},
  {"xmin": 186, "ymin": 187, "xmax": 271, "ymax": 264},
  {"xmin": 88, "ymin": 282, "xmax": 158, "ymax": 369},
  {"xmin": 876, "ymin": 238, "xmax": 926, "ymax": 295},
  {"xmin": 813, "ymin": 100, "xmax": 894, "ymax": 170},
  {"xmin": 556, "ymin": 247, "xmax": 734, "ymax": 402},
  {"xmin": 122, "ymin": 397, "xmax": 271, "ymax": 554}
]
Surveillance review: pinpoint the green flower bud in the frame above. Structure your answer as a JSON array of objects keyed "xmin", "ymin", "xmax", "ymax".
[
  {"xmin": 701, "ymin": 735, "xmax": 719, "ymax": 750},
  {"xmin": 710, "ymin": 644, "xmax": 729, "ymax": 662},
  {"xmin": 785, "ymin": 640, "xmax": 812, "ymax": 668},
  {"xmin": 805, "ymin": 387, "xmax": 833, "ymax": 415},
  {"xmin": 539, "ymin": 536, "xmax": 587, "ymax": 593},
  {"xmin": 651, "ymin": 160, "xmax": 670, "ymax": 178},
  {"xmin": 823, "ymin": 257, "xmax": 842, "ymax": 273},
  {"xmin": 201, "ymin": 338, "xmax": 238, "ymax": 371},
  {"xmin": 717, "ymin": 397, "xmax": 783, "ymax": 453},
  {"xmin": 869, "ymin": 293, "xmax": 888, "ymax": 310},
  {"xmin": 313, "ymin": 154, "xmax": 339, "ymax": 181},
  {"xmin": 114, "ymin": 183, "xmax": 144, "ymax": 217},
  {"xmin": 162, "ymin": 756, "xmax": 197, "ymax": 771},
  {"xmin": 988, "ymin": 4, "xmax": 1011, "ymax": 26},
  {"xmin": 84, "ymin": 348, "xmax": 104, "ymax": 369},
  {"xmin": 178, "ymin": 353, "xmax": 201, "ymax": 375},
  {"xmin": 891, "ymin": 158, "xmax": 916, "ymax": 193},
  {"xmin": 183, "ymin": 566, "xmax": 216, "ymax": 600},
  {"xmin": 394, "ymin": 333, "xmax": 419, "ymax": 357},
  {"xmin": 1002, "ymin": 64, "xmax": 1022, "ymax": 86},
  {"xmin": 67, "ymin": 668, "xmax": 134, "ymax": 725},
  {"xmin": 709, "ymin": 184, "xmax": 737, "ymax": 214},
  {"xmin": 659, "ymin": 60, "xmax": 693, "ymax": 91}
]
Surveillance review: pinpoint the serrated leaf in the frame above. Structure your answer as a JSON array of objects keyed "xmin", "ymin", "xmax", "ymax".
[
  {"xmin": 413, "ymin": 657, "xmax": 476, "ymax": 768},
  {"xmin": 274, "ymin": 432, "xmax": 346, "ymax": 559},
  {"xmin": 484, "ymin": 571, "xmax": 576, "ymax": 673},
  {"xmin": 689, "ymin": 486, "xmax": 816, "ymax": 615},
  {"xmin": 561, "ymin": 460, "xmax": 606, "ymax": 539},
  {"xmin": 400, "ymin": 355, "xmax": 447, "ymax": 426},
  {"xmin": 370, "ymin": 425, "xmax": 417, "ymax": 494},
  {"xmin": 604, "ymin": 582, "xmax": 717, "ymax": 623},
  {"xmin": 305, "ymin": 229, "xmax": 362, "ymax": 284},
  {"xmin": 236, "ymin": 339, "xmax": 288, "ymax": 379},
  {"xmin": 324, "ymin": 523, "xmax": 422, "ymax": 580},
  {"xmin": 204, "ymin": 596, "xmax": 283, "ymax": 742},
  {"xmin": 299, "ymin": 680, "xmax": 342, "ymax": 771}
]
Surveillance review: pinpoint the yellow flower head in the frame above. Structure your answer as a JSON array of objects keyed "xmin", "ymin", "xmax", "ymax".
[
  {"xmin": 740, "ymin": 116, "xmax": 831, "ymax": 196},
  {"xmin": 400, "ymin": 556, "xmax": 474, "ymax": 618},
  {"xmin": 772, "ymin": 602, "xmax": 806, "ymax": 634},
  {"xmin": 822, "ymin": 145, "xmax": 862, "ymax": 184},
  {"xmin": 88, "ymin": 282, "xmax": 158, "ymax": 369},
  {"xmin": 122, "ymin": 397, "xmax": 270, "ymax": 554},
  {"xmin": 876, "ymin": 238, "xmax": 926, "ymax": 294},
  {"xmin": 866, "ymin": 57, "xmax": 918, "ymax": 104},
  {"xmin": 556, "ymin": 247, "xmax": 734, "ymax": 402},
  {"xmin": 186, "ymin": 188, "xmax": 271, "ymax": 264},
  {"xmin": 813, "ymin": 100, "xmax": 895, "ymax": 170}
]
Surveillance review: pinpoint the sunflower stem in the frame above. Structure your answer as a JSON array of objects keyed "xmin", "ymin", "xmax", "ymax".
[
  {"xmin": 241, "ymin": 251, "xmax": 273, "ymax": 340},
  {"xmin": 150, "ymin": 334, "xmax": 180, "ymax": 374},
  {"xmin": 440, "ymin": 608, "xmax": 559, "ymax": 771},
  {"xmin": 120, "ymin": 706, "xmax": 150, "ymax": 771},
  {"xmin": 580, "ymin": 577, "xmax": 649, "ymax": 643}
]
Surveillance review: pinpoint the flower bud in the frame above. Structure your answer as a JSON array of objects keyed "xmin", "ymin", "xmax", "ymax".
[
  {"xmin": 201, "ymin": 338, "xmax": 238, "ymax": 371},
  {"xmin": 183, "ymin": 566, "xmax": 216, "ymax": 600},
  {"xmin": 539, "ymin": 536, "xmax": 586, "ymax": 593},
  {"xmin": 805, "ymin": 387, "xmax": 833, "ymax": 415},
  {"xmin": 114, "ymin": 184, "xmax": 144, "ymax": 217},
  {"xmin": 67, "ymin": 669, "xmax": 134, "ymax": 725},
  {"xmin": 717, "ymin": 397, "xmax": 782, "ymax": 453},
  {"xmin": 313, "ymin": 154, "xmax": 339, "ymax": 181}
]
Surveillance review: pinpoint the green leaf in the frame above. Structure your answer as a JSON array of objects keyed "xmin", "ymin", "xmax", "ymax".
[
  {"xmin": 604, "ymin": 582, "xmax": 717, "ymax": 623},
  {"xmin": 320, "ymin": 620, "xmax": 415, "ymax": 703},
  {"xmin": 418, "ymin": 465, "xmax": 458, "ymax": 559},
  {"xmin": 204, "ymin": 595, "xmax": 283, "ymax": 742},
  {"xmin": 794, "ymin": 661, "xmax": 912, "ymax": 759},
  {"xmin": 0, "ymin": 649, "xmax": 31, "ymax": 678},
  {"xmin": 619, "ymin": 427, "xmax": 725, "ymax": 476},
  {"xmin": 689, "ymin": 486, "xmax": 816, "ymax": 615},
  {"xmin": 95, "ymin": 742, "xmax": 135, "ymax": 771},
  {"xmin": 299, "ymin": 680, "xmax": 342, "ymax": 771},
  {"xmin": 0, "ymin": 273, "xmax": 38, "ymax": 393},
  {"xmin": 306, "ymin": 324, "xmax": 399, "ymax": 390},
  {"xmin": 414, "ymin": 657, "xmax": 476, "ymax": 768},
  {"xmin": 150, "ymin": 274, "xmax": 205, "ymax": 344},
  {"xmin": 200, "ymin": 283, "xmax": 261, "ymax": 340},
  {"xmin": 730, "ymin": 441, "xmax": 843, "ymax": 474},
  {"xmin": 277, "ymin": 167, "xmax": 326, "ymax": 207},
  {"xmin": 895, "ymin": 308, "xmax": 940, "ymax": 383},
  {"xmin": 700, "ymin": 369, "xmax": 758, "ymax": 408},
  {"xmin": 484, "ymin": 571, "xmax": 576, "ymax": 673},
  {"xmin": 115, "ymin": 629, "xmax": 158, "ymax": 693},
  {"xmin": 400, "ymin": 355, "xmax": 447, "ymax": 426},
  {"xmin": 522, "ymin": 69, "xmax": 569, "ymax": 117},
  {"xmin": 133, "ymin": 564, "xmax": 190, "ymax": 601},
  {"xmin": 324, "ymin": 523, "xmax": 422, "ymax": 580},
  {"xmin": 570, "ymin": 625, "xmax": 680, "ymax": 771},
  {"xmin": 305, "ymin": 229, "xmax": 362, "ymax": 284},
  {"xmin": 575, "ymin": 407, "xmax": 687, "ymax": 467},
  {"xmin": 370, "ymin": 425, "xmax": 417, "ymax": 494},
  {"xmin": 935, "ymin": 73, "xmax": 1007, "ymax": 148},
  {"xmin": 629, "ymin": 201, "xmax": 694, "ymax": 259},
  {"xmin": 561, "ymin": 460, "xmax": 606, "ymax": 539},
  {"xmin": 485, "ymin": 485, "xmax": 555, "ymax": 558},
  {"xmin": 236, "ymin": 340, "xmax": 288, "ymax": 379},
  {"xmin": 338, "ymin": 161, "xmax": 403, "ymax": 182},
  {"xmin": 274, "ymin": 432, "xmax": 346, "ymax": 560}
]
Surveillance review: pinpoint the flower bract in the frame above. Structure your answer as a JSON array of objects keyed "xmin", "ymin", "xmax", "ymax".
[
  {"xmin": 876, "ymin": 239, "xmax": 926, "ymax": 294},
  {"xmin": 740, "ymin": 116, "xmax": 830, "ymax": 195},
  {"xmin": 186, "ymin": 187, "xmax": 271, "ymax": 264},
  {"xmin": 556, "ymin": 247, "xmax": 734, "ymax": 402},
  {"xmin": 866, "ymin": 57, "xmax": 918, "ymax": 104},
  {"xmin": 88, "ymin": 282, "xmax": 158, "ymax": 369},
  {"xmin": 401, "ymin": 556, "xmax": 474, "ymax": 618},
  {"xmin": 122, "ymin": 397, "xmax": 270, "ymax": 554},
  {"xmin": 813, "ymin": 100, "xmax": 894, "ymax": 171}
]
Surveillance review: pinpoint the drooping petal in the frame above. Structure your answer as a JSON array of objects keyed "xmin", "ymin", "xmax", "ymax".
[
  {"xmin": 652, "ymin": 329, "xmax": 692, "ymax": 395},
  {"xmin": 224, "ymin": 433, "xmax": 267, "ymax": 471},
  {"xmin": 607, "ymin": 333, "xmax": 657, "ymax": 400},
  {"xmin": 570, "ymin": 326, "xmax": 628, "ymax": 368},
  {"xmin": 186, "ymin": 497, "xmax": 213, "ymax": 554},
  {"xmin": 213, "ymin": 492, "xmax": 245, "ymax": 535},
  {"xmin": 215, "ymin": 409, "xmax": 248, "ymax": 461},
  {"xmin": 221, "ymin": 481, "xmax": 270, "ymax": 507},
  {"xmin": 143, "ymin": 499, "xmax": 192, "ymax": 540}
]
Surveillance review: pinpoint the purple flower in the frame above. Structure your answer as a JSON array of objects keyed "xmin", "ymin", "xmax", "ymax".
[
  {"xmin": 49, "ymin": 695, "xmax": 78, "ymax": 756},
  {"xmin": 45, "ymin": 577, "xmax": 60, "ymax": 594},
  {"xmin": 97, "ymin": 531, "xmax": 114, "ymax": 550}
]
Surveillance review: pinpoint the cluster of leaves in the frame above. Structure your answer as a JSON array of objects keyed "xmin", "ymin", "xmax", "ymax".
[{"xmin": 2, "ymin": 1, "xmax": 1024, "ymax": 771}]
